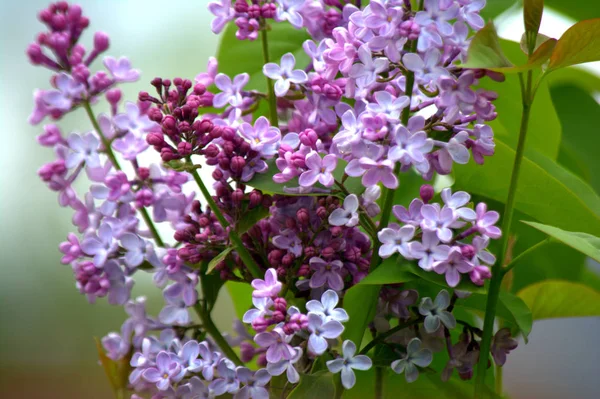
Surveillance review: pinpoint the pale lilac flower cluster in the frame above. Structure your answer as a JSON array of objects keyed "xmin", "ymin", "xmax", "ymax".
[{"xmin": 378, "ymin": 186, "xmax": 499, "ymax": 287}]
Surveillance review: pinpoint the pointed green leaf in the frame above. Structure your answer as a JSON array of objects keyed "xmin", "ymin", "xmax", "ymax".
[
  {"xmin": 235, "ymin": 205, "xmax": 270, "ymax": 235},
  {"xmin": 357, "ymin": 257, "xmax": 415, "ymax": 285},
  {"xmin": 523, "ymin": 0, "xmax": 544, "ymax": 52},
  {"xmin": 207, "ymin": 247, "xmax": 233, "ymax": 274},
  {"xmin": 287, "ymin": 371, "xmax": 335, "ymax": 399},
  {"xmin": 548, "ymin": 18, "xmax": 600, "ymax": 71},
  {"xmin": 226, "ymin": 281, "xmax": 254, "ymax": 320},
  {"xmin": 523, "ymin": 221, "xmax": 600, "ymax": 263},
  {"xmin": 405, "ymin": 263, "xmax": 487, "ymax": 293},
  {"xmin": 462, "ymin": 22, "xmax": 513, "ymax": 69},
  {"xmin": 342, "ymin": 284, "xmax": 380, "ymax": 348},
  {"xmin": 496, "ymin": 38, "xmax": 556, "ymax": 73},
  {"xmin": 518, "ymin": 280, "xmax": 600, "ymax": 320}
]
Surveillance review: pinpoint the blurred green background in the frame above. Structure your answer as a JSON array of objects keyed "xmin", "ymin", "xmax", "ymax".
[{"xmin": 1, "ymin": 1, "xmax": 599, "ymax": 398}]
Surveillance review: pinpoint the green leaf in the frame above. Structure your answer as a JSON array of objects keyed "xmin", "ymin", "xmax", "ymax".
[
  {"xmin": 225, "ymin": 281, "xmax": 253, "ymax": 320},
  {"xmin": 405, "ymin": 263, "xmax": 487, "ymax": 293},
  {"xmin": 357, "ymin": 258, "xmax": 415, "ymax": 285},
  {"xmin": 287, "ymin": 371, "xmax": 335, "ymax": 399},
  {"xmin": 496, "ymin": 38, "xmax": 557, "ymax": 73},
  {"xmin": 216, "ymin": 22, "xmax": 310, "ymax": 92},
  {"xmin": 523, "ymin": 221, "xmax": 600, "ymax": 263},
  {"xmin": 518, "ymin": 280, "xmax": 600, "ymax": 319},
  {"xmin": 201, "ymin": 272, "xmax": 226, "ymax": 311},
  {"xmin": 453, "ymin": 139, "xmax": 600, "ymax": 236},
  {"xmin": 207, "ymin": 247, "xmax": 233, "ymax": 274},
  {"xmin": 458, "ymin": 292, "xmax": 533, "ymax": 339},
  {"xmin": 235, "ymin": 205, "xmax": 270, "ymax": 234},
  {"xmin": 342, "ymin": 284, "xmax": 380, "ymax": 348},
  {"xmin": 462, "ymin": 22, "xmax": 513, "ymax": 69},
  {"xmin": 523, "ymin": 0, "xmax": 544, "ymax": 50},
  {"xmin": 94, "ymin": 338, "xmax": 129, "ymax": 397},
  {"xmin": 548, "ymin": 19, "xmax": 600, "ymax": 71}
]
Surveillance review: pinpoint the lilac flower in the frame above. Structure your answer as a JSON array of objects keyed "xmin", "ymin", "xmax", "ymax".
[
  {"xmin": 306, "ymin": 289, "xmax": 349, "ymax": 323},
  {"xmin": 198, "ymin": 341, "xmax": 221, "ymax": 381},
  {"xmin": 303, "ymin": 39, "xmax": 328, "ymax": 73},
  {"xmin": 433, "ymin": 246, "xmax": 473, "ymax": 287},
  {"xmin": 179, "ymin": 376, "xmax": 214, "ymax": 399},
  {"xmin": 391, "ymin": 338, "xmax": 433, "ymax": 383},
  {"xmin": 388, "ymin": 127, "xmax": 433, "ymax": 168},
  {"xmin": 442, "ymin": 333, "xmax": 480, "ymax": 381},
  {"xmin": 254, "ymin": 327, "xmax": 294, "ymax": 363},
  {"xmin": 393, "ymin": 199, "xmax": 424, "ymax": 226},
  {"xmin": 349, "ymin": 44, "xmax": 389, "ymax": 88},
  {"xmin": 112, "ymin": 133, "xmax": 148, "ymax": 160},
  {"xmin": 491, "ymin": 328, "xmax": 518, "ymax": 366},
  {"xmin": 43, "ymin": 73, "xmax": 85, "ymax": 110},
  {"xmin": 236, "ymin": 17, "xmax": 260, "ymax": 41},
  {"xmin": 420, "ymin": 204, "xmax": 458, "ymax": 243},
  {"xmin": 266, "ymin": 347, "xmax": 302, "ymax": 384},
  {"xmin": 326, "ymin": 340, "xmax": 372, "ymax": 389},
  {"xmin": 275, "ymin": 0, "xmax": 305, "ymax": 29},
  {"xmin": 196, "ymin": 57, "xmax": 218, "ymax": 87},
  {"xmin": 377, "ymin": 225, "xmax": 416, "ymax": 259},
  {"xmin": 438, "ymin": 131, "xmax": 470, "ymax": 170},
  {"xmin": 473, "ymin": 203, "xmax": 501, "ymax": 239},
  {"xmin": 120, "ymin": 232, "xmax": 161, "ymax": 268},
  {"xmin": 458, "ymin": 0, "xmax": 486, "ymax": 30},
  {"xmin": 113, "ymin": 102, "xmax": 156, "ymax": 136},
  {"xmin": 213, "ymin": 73, "xmax": 249, "ymax": 108},
  {"xmin": 81, "ymin": 223, "xmax": 117, "ymax": 267},
  {"xmin": 471, "ymin": 124, "xmax": 495, "ymax": 164},
  {"xmin": 159, "ymin": 283, "xmax": 194, "ymax": 325},
  {"xmin": 263, "ymin": 53, "xmax": 308, "ymax": 97},
  {"xmin": 104, "ymin": 261, "xmax": 133, "ymax": 305},
  {"xmin": 414, "ymin": 0, "xmax": 459, "ymax": 37},
  {"xmin": 362, "ymin": 186, "xmax": 381, "ymax": 217},
  {"xmin": 438, "ymin": 73, "xmax": 477, "ymax": 121},
  {"xmin": 298, "ymin": 152, "xmax": 337, "ymax": 187},
  {"xmin": 142, "ymin": 351, "xmax": 185, "ymax": 391},
  {"xmin": 239, "ymin": 116, "xmax": 281, "ymax": 157},
  {"xmin": 419, "ymin": 290, "xmax": 456, "ymax": 333},
  {"xmin": 471, "ymin": 236, "xmax": 496, "ymax": 266},
  {"xmin": 329, "ymin": 194, "xmax": 359, "ymax": 227},
  {"xmin": 29, "ymin": 89, "xmax": 51, "ymax": 124},
  {"xmin": 402, "ymin": 49, "xmax": 447, "ymax": 85},
  {"xmin": 251, "ymin": 268, "xmax": 283, "ymax": 298},
  {"xmin": 410, "ymin": 231, "xmax": 451, "ymax": 271},
  {"xmin": 177, "ymin": 340, "xmax": 204, "ymax": 373},
  {"xmin": 367, "ymin": 91, "xmax": 410, "ymax": 120},
  {"xmin": 236, "ymin": 368, "xmax": 271, "ymax": 399},
  {"xmin": 364, "ymin": 0, "xmax": 404, "ymax": 36},
  {"xmin": 65, "ymin": 132, "xmax": 101, "ymax": 169},
  {"xmin": 359, "ymin": 158, "xmax": 398, "ymax": 189},
  {"xmin": 309, "ymin": 257, "xmax": 345, "ymax": 291},
  {"xmin": 103, "ymin": 56, "xmax": 140, "ymax": 82},
  {"xmin": 129, "ymin": 338, "xmax": 154, "ymax": 384},
  {"xmin": 208, "ymin": 0, "xmax": 235, "ymax": 34},
  {"xmin": 209, "ymin": 359, "xmax": 240, "ymax": 395},
  {"xmin": 243, "ymin": 298, "xmax": 273, "ymax": 326},
  {"xmin": 306, "ymin": 313, "xmax": 344, "ymax": 355},
  {"xmin": 440, "ymin": 188, "xmax": 476, "ymax": 221},
  {"xmin": 272, "ymin": 229, "xmax": 303, "ymax": 257}
]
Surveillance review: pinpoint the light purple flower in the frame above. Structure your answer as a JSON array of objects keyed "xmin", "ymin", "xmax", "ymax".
[
  {"xmin": 198, "ymin": 341, "xmax": 221, "ymax": 381},
  {"xmin": 359, "ymin": 158, "xmax": 398, "ymax": 189},
  {"xmin": 299, "ymin": 152, "xmax": 337, "ymax": 187},
  {"xmin": 196, "ymin": 57, "xmax": 218, "ymax": 87},
  {"xmin": 433, "ymin": 246, "xmax": 473, "ymax": 287},
  {"xmin": 471, "ymin": 124, "xmax": 495, "ymax": 164},
  {"xmin": 209, "ymin": 359, "xmax": 240, "ymax": 395},
  {"xmin": 251, "ymin": 268, "xmax": 283, "ymax": 298},
  {"xmin": 414, "ymin": 0, "xmax": 459, "ymax": 37},
  {"xmin": 81, "ymin": 223, "xmax": 117, "ymax": 267},
  {"xmin": 418, "ymin": 290, "xmax": 456, "ymax": 333},
  {"xmin": 438, "ymin": 131, "xmax": 470, "ymax": 171},
  {"xmin": 239, "ymin": 116, "xmax": 281, "ymax": 157},
  {"xmin": 306, "ymin": 313, "xmax": 344, "ymax": 355},
  {"xmin": 402, "ymin": 49, "xmax": 447, "ymax": 86},
  {"xmin": 242, "ymin": 157, "xmax": 269, "ymax": 182},
  {"xmin": 272, "ymin": 229, "xmax": 303, "ymax": 257},
  {"xmin": 410, "ymin": 231, "xmax": 451, "ymax": 271},
  {"xmin": 113, "ymin": 102, "xmax": 156, "ymax": 136},
  {"xmin": 440, "ymin": 188, "xmax": 476, "ymax": 221},
  {"xmin": 367, "ymin": 91, "xmax": 410, "ymax": 120},
  {"xmin": 326, "ymin": 340, "xmax": 372, "ymax": 389},
  {"xmin": 142, "ymin": 351, "xmax": 185, "ymax": 391},
  {"xmin": 393, "ymin": 198, "xmax": 424, "ymax": 226},
  {"xmin": 159, "ymin": 283, "xmax": 194, "ymax": 325},
  {"xmin": 275, "ymin": 0, "xmax": 305, "ymax": 28},
  {"xmin": 213, "ymin": 73, "xmax": 249, "ymax": 108},
  {"xmin": 266, "ymin": 347, "xmax": 302, "ymax": 384},
  {"xmin": 103, "ymin": 56, "xmax": 140, "ymax": 82},
  {"xmin": 349, "ymin": 44, "xmax": 389, "ymax": 88},
  {"xmin": 263, "ymin": 53, "xmax": 308, "ymax": 97},
  {"xmin": 105, "ymin": 260, "xmax": 133, "ymax": 305},
  {"xmin": 377, "ymin": 225, "xmax": 416, "ymax": 259},
  {"xmin": 66, "ymin": 132, "xmax": 101, "ymax": 169},
  {"xmin": 388, "ymin": 126, "xmax": 433, "ymax": 168},
  {"xmin": 303, "ymin": 39, "xmax": 328, "ymax": 73},
  {"xmin": 178, "ymin": 340, "xmax": 204, "ymax": 373},
  {"xmin": 329, "ymin": 194, "xmax": 359, "ymax": 227},
  {"xmin": 254, "ymin": 327, "xmax": 294, "ymax": 363},
  {"xmin": 113, "ymin": 133, "xmax": 148, "ymax": 161},
  {"xmin": 491, "ymin": 328, "xmax": 518, "ymax": 366},
  {"xmin": 391, "ymin": 338, "xmax": 433, "ymax": 383},
  {"xmin": 43, "ymin": 73, "xmax": 85, "ymax": 110},
  {"xmin": 420, "ymin": 204, "xmax": 458, "ymax": 243},
  {"xmin": 236, "ymin": 17, "xmax": 260, "ymax": 41},
  {"xmin": 243, "ymin": 297, "xmax": 274, "ymax": 323},
  {"xmin": 471, "ymin": 236, "xmax": 496, "ymax": 265},
  {"xmin": 236, "ymin": 368, "xmax": 271, "ymax": 399},
  {"xmin": 208, "ymin": 0, "xmax": 235, "ymax": 34},
  {"xmin": 119, "ymin": 232, "xmax": 160, "ymax": 268},
  {"xmin": 364, "ymin": 0, "xmax": 404, "ymax": 36},
  {"xmin": 362, "ymin": 185, "xmax": 381, "ymax": 217},
  {"xmin": 179, "ymin": 376, "xmax": 214, "ymax": 399},
  {"xmin": 458, "ymin": 0, "xmax": 486, "ymax": 30},
  {"xmin": 309, "ymin": 257, "xmax": 344, "ymax": 291},
  {"xmin": 473, "ymin": 203, "xmax": 501, "ymax": 239},
  {"xmin": 306, "ymin": 290, "xmax": 349, "ymax": 323}
]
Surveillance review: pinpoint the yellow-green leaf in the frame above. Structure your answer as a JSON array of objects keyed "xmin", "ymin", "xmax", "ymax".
[
  {"xmin": 207, "ymin": 247, "xmax": 233, "ymax": 273},
  {"xmin": 462, "ymin": 22, "xmax": 513, "ymax": 69},
  {"xmin": 518, "ymin": 280, "xmax": 600, "ymax": 320},
  {"xmin": 523, "ymin": 0, "xmax": 544, "ymax": 53},
  {"xmin": 523, "ymin": 221, "xmax": 600, "ymax": 263},
  {"xmin": 287, "ymin": 371, "xmax": 335, "ymax": 399},
  {"xmin": 548, "ymin": 18, "xmax": 600, "ymax": 71}
]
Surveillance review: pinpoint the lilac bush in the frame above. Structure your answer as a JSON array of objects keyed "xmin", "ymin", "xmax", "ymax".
[{"xmin": 27, "ymin": 0, "xmax": 600, "ymax": 398}]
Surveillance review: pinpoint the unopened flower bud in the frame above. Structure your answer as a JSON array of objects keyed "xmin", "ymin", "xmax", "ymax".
[
  {"xmin": 420, "ymin": 184, "xmax": 435, "ymax": 204},
  {"xmin": 93, "ymin": 31, "xmax": 110, "ymax": 52}
]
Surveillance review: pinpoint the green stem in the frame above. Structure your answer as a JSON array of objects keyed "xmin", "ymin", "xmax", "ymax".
[
  {"xmin": 186, "ymin": 158, "xmax": 262, "ymax": 278},
  {"xmin": 495, "ymin": 364, "xmax": 503, "ymax": 396},
  {"xmin": 474, "ymin": 73, "xmax": 534, "ymax": 397},
  {"xmin": 360, "ymin": 318, "xmax": 421, "ymax": 355},
  {"xmin": 193, "ymin": 302, "xmax": 242, "ymax": 365},
  {"xmin": 503, "ymin": 237, "xmax": 551, "ymax": 275},
  {"xmin": 83, "ymin": 100, "xmax": 165, "ymax": 247},
  {"xmin": 375, "ymin": 367, "xmax": 384, "ymax": 399},
  {"xmin": 334, "ymin": 375, "xmax": 344, "ymax": 399},
  {"xmin": 260, "ymin": 27, "xmax": 279, "ymax": 126}
]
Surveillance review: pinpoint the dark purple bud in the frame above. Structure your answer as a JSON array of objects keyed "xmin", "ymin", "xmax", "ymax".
[
  {"xmin": 93, "ymin": 31, "xmax": 109, "ymax": 52},
  {"xmin": 281, "ymin": 253, "xmax": 294, "ymax": 266},
  {"xmin": 106, "ymin": 88, "xmax": 122, "ymax": 105},
  {"xmin": 316, "ymin": 206, "xmax": 327, "ymax": 219},
  {"xmin": 321, "ymin": 247, "xmax": 335, "ymax": 259},
  {"xmin": 252, "ymin": 317, "xmax": 269, "ymax": 333},
  {"xmin": 247, "ymin": 4, "xmax": 261, "ymax": 19},
  {"xmin": 461, "ymin": 245, "xmax": 476, "ymax": 259},
  {"xmin": 240, "ymin": 342, "xmax": 255, "ymax": 363},
  {"xmin": 304, "ymin": 246, "xmax": 316, "ymax": 258},
  {"xmin": 262, "ymin": 194, "xmax": 273, "ymax": 208},
  {"xmin": 257, "ymin": 353, "xmax": 267, "ymax": 367},
  {"xmin": 298, "ymin": 264, "xmax": 310, "ymax": 277},
  {"xmin": 299, "ymin": 129, "xmax": 319, "ymax": 147},
  {"xmin": 177, "ymin": 142, "xmax": 192, "ymax": 156},
  {"xmin": 285, "ymin": 217, "xmax": 296, "ymax": 229},
  {"xmin": 146, "ymin": 133, "xmax": 165, "ymax": 147},
  {"xmin": 296, "ymin": 208, "xmax": 310, "ymax": 225},
  {"xmin": 345, "ymin": 246, "xmax": 362, "ymax": 262},
  {"xmin": 420, "ymin": 184, "xmax": 435, "ymax": 203},
  {"xmin": 272, "ymin": 310, "xmax": 286, "ymax": 323},
  {"xmin": 261, "ymin": 3, "xmax": 276, "ymax": 18},
  {"xmin": 234, "ymin": 0, "xmax": 249, "ymax": 13},
  {"xmin": 249, "ymin": 190, "xmax": 263, "ymax": 208},
  {"xmin": 232, "ymin": 189, "xmax": 244, "ymax": 203},
  {"xmin": 330, "ymin": 226, "xmax": 343, "ymax": 237},
  {"xmin": 221, "ymin": 127, "xmax": 236, "ymax": 141},
  {"xmin": 138, "ymin": 167, "xmax": 150, "ymax": 180},
  {"xmin": 26, "ymin": 44, "xmax": 44, "ymax": 65},
  {"xmin": 230, "ymin": 156, "xmax": 246, "ymax": 173},
  {"xmin": 204, "ymin": 144, "xmax": 220, "ymax": 158},
  {"xmin": 274, "ymin": 297, "xmax": 287, "ymax": 312}
]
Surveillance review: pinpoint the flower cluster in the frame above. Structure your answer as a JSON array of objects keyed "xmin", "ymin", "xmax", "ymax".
[{"xmin": 26, "ymin": 1, "xmax": 521, "ymax": 398}]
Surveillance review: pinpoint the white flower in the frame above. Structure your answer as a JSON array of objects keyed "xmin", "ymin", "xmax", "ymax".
[
  {"xmin": 329, "ymin": 194, "xmax": 360, "ymax": 227},
  {"xmin": 305, "ymin": 290, "xmax": 349, "ymax": 323},
  {"xmin": 326, "ymin": 340, "xmax": 372, "ymax": 389}
]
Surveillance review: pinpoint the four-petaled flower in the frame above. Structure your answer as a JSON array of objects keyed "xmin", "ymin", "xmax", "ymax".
[
  {"xmin": 66, "ymin": 132, "xmax": 101, "ymax": 169},
  {"xmin": 378, "ymin": 225, "xmax": 416, "ymax": 258},
  {"xmin": 254, "ymin": 327, "xmax": 295, "ymax": 363},
  {"xmin": 306, "ymin": 313, "xmax": 344, "ymax": 355},
  {"xmin": 326, "ymin": 340, "xmax": 373, "ymax": 389},
  {"xmin": 299, "ymin": 152, "xmax": 337, "ymax": 187},
  {"xmin": 306, "ymin": 290, "xmax": 349, "ymax": 323},
  {"xmin": 329, "ymin": 194, "xmax": 360, "ymax": 227},
  {"xmin": 239, "ymin": 116, "xmax": 281, "ymax": 157},
  {"xmin": 263, "ymin": 53, "xmax": 308, "ymax": 97},
  {"xmin": 213, "ymin": 73, "xmax": 249, "ymax": 108},
  {"xmin": 309, "ymin": 257, "xmax": 345, "ymax": 291},
  {"xmin": 267, "ymin": 346, "xmax": 303, "ymax": 384},
  {"xmin": 251, "ymin": 268, "xmax": 283, "ymax": 298},
  {"xmin": 391, "ymin": 338, "xmax": 433, "ymax": 383},
  {"xmin": 433, "ymin": 246, "xmax": 473, "ymax": 287},
  {"xmin": 142, "ymin": 351, "xmax": 185, "ymax": 391},
  {"xmin": 418, "ymin": 290, "xmax": 456, "ymax": 333}
]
